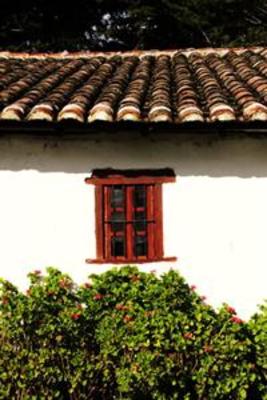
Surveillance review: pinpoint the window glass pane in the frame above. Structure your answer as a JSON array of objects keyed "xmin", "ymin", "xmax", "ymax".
[
  {"xmin": 111, "ymin": 236, "xmax": 125, "ymax": 257},
  {"xmin": 111, "ymin": 186, "xmax": 124, "ymax": 208},
  {"xmin": 110, "ymin": 211, "xmax": 125, "ymax": 232},
  {"xmin": 134, "ymin": 210, "xmax": 146, "ymax": 231},
  {"xmin": 134, "ymin": 236, "xmax": 147, "ymax": 257},
  {"xmin": 134, "ymin": 185, "xmax": 146, "ymax": 208}
]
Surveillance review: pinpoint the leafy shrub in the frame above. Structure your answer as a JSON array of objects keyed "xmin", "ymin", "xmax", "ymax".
[
  {"xmin": 0, "ymin": 266, "xmax": 266, "ymax": 399},
  {"xmin": 249, "ymin": 301, "xmax": 267, "ymax": 400}
]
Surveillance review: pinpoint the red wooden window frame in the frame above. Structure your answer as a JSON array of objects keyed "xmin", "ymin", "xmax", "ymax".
[{"xmin": 85, "ymin": 169, "xmax": 176, "ymax": 264}]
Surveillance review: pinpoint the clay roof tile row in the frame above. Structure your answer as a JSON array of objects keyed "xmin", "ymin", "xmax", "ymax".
[{"xmin": 1, "ymin": 47, "xmax": 267, "ymax": 125}]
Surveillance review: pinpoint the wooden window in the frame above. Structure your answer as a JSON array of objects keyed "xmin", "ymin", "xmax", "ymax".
[{"xmin": 85, "ymin": 169, "xmax": 176, "ymax": 264}]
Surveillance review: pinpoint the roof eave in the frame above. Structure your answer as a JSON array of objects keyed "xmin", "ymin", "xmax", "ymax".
[{"xmin": 0, "ymin": 120, "xmax": 267, "ymax": 136}]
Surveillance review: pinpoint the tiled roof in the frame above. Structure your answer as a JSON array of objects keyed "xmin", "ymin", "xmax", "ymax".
[{"xmin": 1, "ymin": 47, "xmax": 267, "ymax": 124}]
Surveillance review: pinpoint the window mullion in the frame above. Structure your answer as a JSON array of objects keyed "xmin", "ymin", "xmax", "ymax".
[
  {"xmin": 95, "ymin": 186, "xmax": 104, "ymax": 260},
  {"xmin": 147, "ymin": 184, "xmax": 155, "ymax": 259},
  {"xmin": 154, "ymin": 184, "xmax": 164, "ymax": 258},
  {"xmin": 104, "ymin": 186, "xmax": 112, "ymax": 260},
  {"xmin": 126, "ymin": 185, "xmax": 134, "ymax": 260}
]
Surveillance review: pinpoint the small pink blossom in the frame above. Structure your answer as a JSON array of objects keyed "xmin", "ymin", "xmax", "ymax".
[
  {"xmin": 190, "ymin": 285, "xmax": 197, "ymax": 291},
  {"xmin": 230, "ymin": 316, "xmax": 243, "ymax": 324},
  {"xmin": 131, "ymin": 275, "xmax": 140, "ymax": 282},
  {"xmin": 71, "ymin": 313, "xmax": 81, "ymax": 320},
  {"xmin": 2, "ymin": 296, "xmax": 9, "ymax": 305},
  {"xmin": 123, "ymin": 315, "xmax": 133, "ymax": 323},
  {"xmin": 115, "ymin": 303, "xmax": 129, "ymax": 311},
  {"xmin": 226, "ymin": 305, "xmax": 236, "ymax": 314},
  {"xmin": 203, "ymin": 344, "xmax": 213, "ymax": 353},
  {"xmin": 93, "ymin": 293, "xmax": 104, "ymax": 301},
  {"xmin": 59, "ymin": 279, "xmax": 72, "ymax": 289},
  {"xmin": 184, "ymin": 332, "xmax": 193, "ymax": 340}
]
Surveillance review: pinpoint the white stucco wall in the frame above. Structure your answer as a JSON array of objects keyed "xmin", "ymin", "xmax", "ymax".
[{"xmin": 0, "ymin": 130, "xmax": 266, "ymax": 319}]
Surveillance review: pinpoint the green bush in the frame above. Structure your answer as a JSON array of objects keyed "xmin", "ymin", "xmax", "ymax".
[
  {"xmin": 249, "ymin": 301, "xmax": 267, "ymax": 400},
  {"xmin": 0, "ymin": 266, "xmax": 266, "ymax": 399}
]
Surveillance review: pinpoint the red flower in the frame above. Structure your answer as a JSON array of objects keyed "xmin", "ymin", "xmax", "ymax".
[
  {"xmin": 115, "ymin": 303, "xmax": 129, "ymax": 311},
  {"xmin": 2, "ymin": 296, "xmax": 9, "ymax": 305},
  {"xmin": 71, "ymin": 313, "xmax": 81, "ymax": 320},
  {"xmin": 226, "ymin": 305, "xmax": 236, "ymax": 315},
  {"xmin": 131, "ymin": 275, "xmax": 140, "ymax": 282},
  {"xmin": 123, "ymin": 315, "xmax": 133, "ymax": 323},
  {"xmin": 59, "ymin": 279, "xmax": 71, "ymax": 289},
  {"xmin": 230, "ymin": 316, "xmax": 243, "ymax": 324},
  {"xmin": 93, "ymin": 293, "xmax": 104, "ymax": 301},
  {"xmin": 184, "ymin": 332, "xmax": 193, "ymax": 340},
  {"xmin": 190, "ymin": 285, "xmax": 197, "ymax": 291},
  {"xmin": 203, "ymin": 344, "xmax": 213, "ymax": 353}
]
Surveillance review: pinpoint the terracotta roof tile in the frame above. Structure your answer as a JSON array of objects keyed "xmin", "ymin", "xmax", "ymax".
[{"xmin": 1, "ymin": 48, "xmax": 267, "ymax": 125}]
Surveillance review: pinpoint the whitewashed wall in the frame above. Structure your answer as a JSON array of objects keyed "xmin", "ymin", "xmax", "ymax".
[{"xmin": 0, "ymin": 131, "xmax": 266, "ymax": 319}]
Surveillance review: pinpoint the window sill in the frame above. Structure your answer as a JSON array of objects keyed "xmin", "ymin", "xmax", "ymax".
[{"xmin": 85, "ymin": 256, "xmax": 177, "ymax": 264}]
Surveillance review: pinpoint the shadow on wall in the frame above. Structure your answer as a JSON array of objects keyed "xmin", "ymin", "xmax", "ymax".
[{"xmin": 1, "ymin": 131, "xmax": 267, "ymax": 177}]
